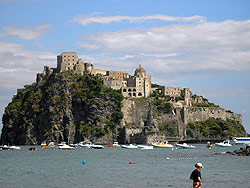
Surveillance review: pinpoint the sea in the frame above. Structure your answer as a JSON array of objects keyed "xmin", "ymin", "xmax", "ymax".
[{"xmin": 0, "ymin": 144, "xmax": 249, "ymax": 188}]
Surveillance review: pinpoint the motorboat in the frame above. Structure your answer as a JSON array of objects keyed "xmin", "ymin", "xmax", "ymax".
[
  {"xmin": 0, "ymin": 145, "xmax": 10, "ymax": 150},
  {"xmin": 121, "ymin": 144, "xmax": 138, "ymax": 149},
  {"xmin": 233, "ymin": 137, "xmax": 250, "ymax": 145},
  {"xmin": 58, "ymin": 142, "xmax": 66, "ymax": 146},
  {"xmin": 152, "ymin": 141, "xmax": 173, "ymax": 148},
  {"xmin": 176, "ymin": 143, "xmax": 195, "ymax": 149},
  {"xmin": 91, "ymin": 145, "xmax": 104, "ymax": 149},
  {"xmin": 42, "ymin": 142, "xmax": 55, "ymax": 149},
  {"xmin": 58, "ymin": 144, "xmax": 75, "ymax": 150},
  {"xmin": 215, "ymin": 140, "xmax": 232, "ymax": 147},
  {"xmin": 9, "ymin": 146, "xmax": 21, "ymax": 150},
  {"xmin": 137, "ymin": 145, "xmax": 154, "ymax": 150},
  {"xmin": 107, "ymin": 142, "xmax": 120, "ymax": 147},
  {"xmin": 81, "ymin": 143, "xmax": 95, "ymax": 148}
]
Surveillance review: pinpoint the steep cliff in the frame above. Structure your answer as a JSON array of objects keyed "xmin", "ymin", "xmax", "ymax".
[
  {"xmin": 0, "ymin": 71, "xmax": 247, "ymax": 145},
  {"xmin": 1, "ymin": 71, "xmax": 123, "ymax": 145}
]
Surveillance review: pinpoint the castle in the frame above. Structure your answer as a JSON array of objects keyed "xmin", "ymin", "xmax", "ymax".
[{"xmin": 37, "ymin": 52, "xmax": 192, "ymax": 105}]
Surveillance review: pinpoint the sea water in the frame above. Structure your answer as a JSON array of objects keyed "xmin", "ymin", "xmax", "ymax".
[{"xmin": 0, "ymin": 145, "xmax": 249, "ymax": 188}]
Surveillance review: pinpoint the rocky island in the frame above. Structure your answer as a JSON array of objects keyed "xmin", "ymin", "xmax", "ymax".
[{"xmin": 0, "ymin": 52, "xmax": 247, "ymax": 145}]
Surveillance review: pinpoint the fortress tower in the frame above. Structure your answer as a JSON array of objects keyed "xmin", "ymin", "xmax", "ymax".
[{"xmin": 122, "ymin": 64, "xmax": 151, "ymax": 98}]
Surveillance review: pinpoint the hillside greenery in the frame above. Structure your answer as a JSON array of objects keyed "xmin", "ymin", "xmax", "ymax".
[{"xmin": 186, "ymin": 117, "xmax": 246, "ymax": 139}]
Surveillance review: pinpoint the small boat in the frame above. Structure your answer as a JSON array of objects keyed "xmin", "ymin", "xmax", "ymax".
[
  {"xmin": 137, "ymin": 145, "xmax": 154, "ymax": 150},
  {"xmin": 58, "ymin": 142, "xmax": 66, "ymax": 146},
  {"xmin": 121, "ymin": 144, "xmax": 138, "ymax": 149},
  {"xmin": 81, "ymin": 143, "xmax": 95, "ymax": 148},
  {"xmin": 91, "ymin": 145, "xmax": 104, "ymax": 149},
  {"xmin": 215, "ymin": 140, "xmax": 232, "ymax": 147},
  {"xmin": 176, "ymin": 143, "xmax": 195, "ymax": 149},
  {"xmin": 0, "ymin": 145, "xmax": 10, "ymax": 150},
  {"xmin": 43, "ymin": 142, "xmax": 55, "ymax": 149},
  {"xmin": 29, "ymin": 147, "xmax": 37, "ymax": 151},
  {"xmin": 152, "ymin": 141, "xmax": 173, "ymax": 148},
  {"xmin": 107, "ymin": 142, "xmax": 119, "ymax": 147},
  {"xmin": 58, "ymin": 144, "xmax": 75, "ymax": 150},
  {"xmin": 207, "ymin": 142, "xmax": 213, "ymax": 148},
  {"xmin": 9, "ymin": 146, "xmax": 21, "ymax": 150}
]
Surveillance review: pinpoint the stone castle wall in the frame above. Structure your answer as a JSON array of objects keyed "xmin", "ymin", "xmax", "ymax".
[{"xmin": 183, "ymin": 107, "xmax": 242, "ymax": 125}]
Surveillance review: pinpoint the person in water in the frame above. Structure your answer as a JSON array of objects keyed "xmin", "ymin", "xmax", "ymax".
[{"xmin": 190, "ymin": 163, "xmax": 203, "ymax": 188}]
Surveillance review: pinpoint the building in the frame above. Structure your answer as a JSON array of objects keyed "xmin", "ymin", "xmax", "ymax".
[{"xmin": 37, "ymin": 52, "xmax": 190, "ymax": 101}]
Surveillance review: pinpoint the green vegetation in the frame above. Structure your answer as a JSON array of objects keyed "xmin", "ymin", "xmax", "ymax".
[
  {"xmin": 153, "ymin": 98, "xmax": 172, "ymax": 113},
  {"xmin": 186, "ymin": 117, "xmax": 246, "ymax": 139},
  {"xmin": 158, "ymin": 121, "xmax": 178, "ymax": 137}
]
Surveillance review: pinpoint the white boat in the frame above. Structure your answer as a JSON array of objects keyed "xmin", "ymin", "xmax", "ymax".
[
  {"xmin": 233, "ymin": 137, "xmax": 250, "ymax": 145},
  {"xmin": 58, "ymin": 142, "xmax": 66, "ymax": 146},
  {"xmin": 137, "ymin": 145, "xmax": 154, "ymax": 150},
  {"xmin": 121, "ymin": 144, "xmax": 138, "ymax": 149},
  {"xmin": 107, "ymin": 142, "xmax": 120, "ymax": 147},
  {"xmin": 91, "ymin": 145, "xmax": 104, "ymax": 149},
  {"xmin": 58, "ymin": 144, "xmax": 75, "ymax": 150},
  {"xmin": 152, "ymin": 141, "xmax": 173, "ymax": 148},
  {"xmin": 215, "ymin": 140, "xmax": 232, "ymax": 147},
  {"xmin": 176, "ymin": 143, "xmax": 195, "ymax": 149},
  {"xmin": 9, "ymin": 146, "xmax": 21, "ymax": 150},
  {"xmin": 81, "ymin": 143, "xmax": 95, "ymax": 148}
]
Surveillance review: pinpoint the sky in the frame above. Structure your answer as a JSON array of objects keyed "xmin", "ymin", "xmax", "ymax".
[{"xmin": 0, "ymin": 0, "xmax": 250, "ymax": 133}]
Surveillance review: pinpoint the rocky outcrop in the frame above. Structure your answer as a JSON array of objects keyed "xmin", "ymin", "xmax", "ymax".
[{"xmin": 0, "ymin": 71, "xmax": 246, "ymax": 145}]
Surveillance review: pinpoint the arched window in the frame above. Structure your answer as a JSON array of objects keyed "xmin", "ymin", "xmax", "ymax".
[
  {"xmin": 128, "ymin": 93, "xmax": 132, "ymax": 97},
  {"xmin": 138, "ymin": 93, "xmax": 142, "ymax": 96},
  {"xmin": 133, "ymin": 93, "xmax": 136, "ymax": 97},
  {"xmin": 128, "ymin": 89, "xmax": 132, "ymax": 92},
  {"xmin": 133, "ymin": 89, "xmax": 136, "ymax": 92},
  {"xmin": 123, "ymin": 89, "xmax": 127, "ymax": 92}
]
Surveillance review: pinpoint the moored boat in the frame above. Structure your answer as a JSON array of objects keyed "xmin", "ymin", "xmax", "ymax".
[
  {"xmin": 152, "ymin": 141, "xmax": 173, "ymax": 148},
  {"xmin": 121, "ymin": 144, "xmax": 138, "ymax": 149},
  {"xmin": 42, "ymin": 142, "xmax": 55, "ymax": 149},
  {"xmin": 176, "ymin": 143, "xmax": 195, "ymax": 149},
  {"xmin": 233, "ymin": 137, "xmax": 250, "ymax": 145},
  {"xmin": 58, "ymin": 144, "xmax": 75, "ymax": 150},
  {"xmin": 91, "ymin": 145, "xmax": 104, "ymax": 149},
  {"xmin": 9, "ymin": 146, "xmax": 21, "ymax": 150},
  {"xmin": 215, "ymin": 140, "xmax": 232, "ymax": 147},
  {"xmin": 107, "ymin": 142, "xmax": 119, "ymax": 147},
  {"xmin": 137, "ymin": 145, "xmax": 154, "ymax": 150}
]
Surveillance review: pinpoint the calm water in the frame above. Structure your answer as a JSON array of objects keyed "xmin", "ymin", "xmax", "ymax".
[{"xmin": 0, "ymin": 145, "xmax": 250, "ymax": 188}]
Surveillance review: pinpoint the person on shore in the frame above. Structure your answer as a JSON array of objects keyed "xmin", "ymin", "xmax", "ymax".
[{"xmin": 190, "ymin": 163, "xmax": 203, "ymax": 188}]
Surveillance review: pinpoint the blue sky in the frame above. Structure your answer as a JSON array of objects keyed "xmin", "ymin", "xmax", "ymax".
[{"xmin": 0, "ymin": 0, "xmax": 250, "ymax": 133}]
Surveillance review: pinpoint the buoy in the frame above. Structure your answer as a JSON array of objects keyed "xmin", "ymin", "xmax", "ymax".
[
  {"xmin": 82, "ymin": 160, "xmax": 86, "ymax": 164},
  {"xmin": 129, "ymin": 161, "xmax": 135, "ymax": 164},
  {"xmin": 166, "ymin": 157, "xmax": 170, "ymax": 160}
]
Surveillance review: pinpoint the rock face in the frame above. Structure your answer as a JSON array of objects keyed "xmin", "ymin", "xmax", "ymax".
[
  {"xmin": 0, "ymin": 72, "xmax": 124, "ymax": 145},
  {"xmin": 0, "ymin": 71, "xmax": 247, "ymax": 145}
]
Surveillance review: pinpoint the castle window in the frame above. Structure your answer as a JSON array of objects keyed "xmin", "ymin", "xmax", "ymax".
[
  {"xmin": 138, "ymin": 93, "xmax": 142, "ymax": 96},
  {"xmin": 64, "ymin": 55, "xmax": 66, "ymax": 57},
  {"xmin": 129, "ymin": 93, "xmax": 132, "ymax": 97},
  {"xmin": 133, "ymin": 93, "xmax": 136, "ymax": 97},
  {"xmin": 133, "ymin": 89, "xmax": 136, "ymax": 92},
  {"xmin": 123, "ymin": 89, "xmax": 127, "ymax": 92},
  {"xmin": 128, "ymin": 89, "xmax": 132, "ymax": 92}
]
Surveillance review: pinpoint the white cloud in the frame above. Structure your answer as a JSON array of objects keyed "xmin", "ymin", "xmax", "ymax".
[
  {"xmin": 0, "ymin": 41, "xmax": 56, "ymax": 89},
  {"xmin": 0, "ymin": 24, "xmax": 53, "ymax": 40},
  {"xmin": 77, "ymin": 20, "xmax": 250, "ymax": 74},
  {"xmin": 72, "ymin": 13, "xmax": 206, "ymax": 26}
]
